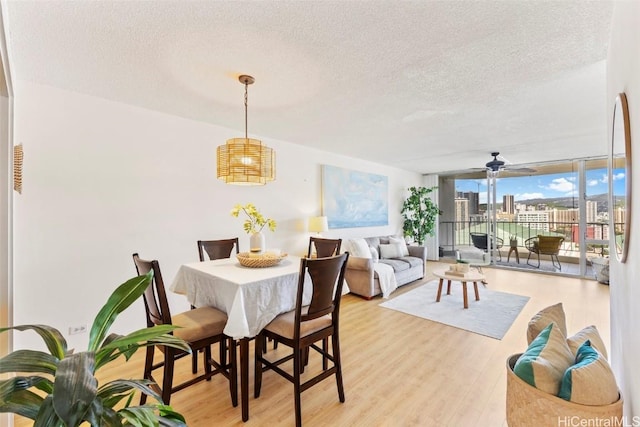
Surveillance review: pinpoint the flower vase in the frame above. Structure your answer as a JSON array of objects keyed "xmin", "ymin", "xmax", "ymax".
[{"xmin": 250, "ymin": 231, "xmax": 265, "ymax": 254}]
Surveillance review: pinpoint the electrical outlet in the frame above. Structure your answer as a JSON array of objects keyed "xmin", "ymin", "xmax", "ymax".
[{"xmin": 69, "ymin": 325, "xmax": 87, "ymax": 335}]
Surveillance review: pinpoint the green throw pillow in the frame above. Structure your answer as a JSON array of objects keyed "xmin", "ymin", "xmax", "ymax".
[
  {"xmin": 514, "ymin": 322, "xmax": 574, "ymax": 395},
  {"xmin": 558, "ymin": 340, "xmax": 619, "ymax": 405},
  {"xmin": 567, "ymin": 325, "xmax": 608, "ymax": 360}
]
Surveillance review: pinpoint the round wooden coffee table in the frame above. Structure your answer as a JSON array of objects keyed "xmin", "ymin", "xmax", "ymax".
[{"xmin": 433, "ymin": 267, "xmax": 486, "ymax": 309}]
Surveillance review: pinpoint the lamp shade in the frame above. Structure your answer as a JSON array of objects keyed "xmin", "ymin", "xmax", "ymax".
[
  {"xmin": 216, "ymin": 75, "xmax": 276, "ymax": 185},
  {"xmin": 308, "ymin": 216, "xmax": 329, "ymax": 233},
  {"xmin": 217, "ymin": 138, "xmax": 275, "ymax": 185}
]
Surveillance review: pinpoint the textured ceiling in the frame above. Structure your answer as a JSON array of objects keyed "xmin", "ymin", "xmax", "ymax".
[{"xmin": 2, "ymin": 1, "xmax": 614, "ymax": 175}]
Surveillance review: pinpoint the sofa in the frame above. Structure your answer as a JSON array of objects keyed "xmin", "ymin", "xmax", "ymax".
[{"xmin": 344, "ymin": 235, "xmax": 426, "ymax": 299}]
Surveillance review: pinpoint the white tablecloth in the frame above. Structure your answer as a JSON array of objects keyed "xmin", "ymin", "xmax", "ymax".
[{"xmin": 170, "ymin": 256, "xmax": 310, "ymax": 339}]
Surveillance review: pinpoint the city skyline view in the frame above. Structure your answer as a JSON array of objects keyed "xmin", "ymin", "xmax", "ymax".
[{"xmin": 455, "ymin": 167, "xmax": 626, "ymax": 205}]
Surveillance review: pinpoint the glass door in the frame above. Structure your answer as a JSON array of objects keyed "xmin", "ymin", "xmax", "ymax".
[
  {"xmin": 447, "ymin": 156, "xmax": 609, "ymax": 278},
  {"xmin": 582, "ymin": 158, "xmax": 610, "ymax": 281}
]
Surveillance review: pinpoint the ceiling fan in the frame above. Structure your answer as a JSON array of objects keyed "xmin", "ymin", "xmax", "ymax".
[{"xmin": 484, "ymin": 152, "xmax": 536, "ymax": 175}]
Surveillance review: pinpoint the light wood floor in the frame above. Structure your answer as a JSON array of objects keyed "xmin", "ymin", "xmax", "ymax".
[{"xmin": 13, "ymin": 262, "xmax": 610, "ymax": 427}]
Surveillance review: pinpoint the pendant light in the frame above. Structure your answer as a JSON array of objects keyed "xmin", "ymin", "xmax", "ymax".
[{"xmin": 217, "ymin": 75, "xmax": 275, "ymax": 185}]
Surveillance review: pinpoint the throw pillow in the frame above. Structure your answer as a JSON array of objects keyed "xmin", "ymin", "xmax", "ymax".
[
  {"xmin": 527, "ymin": 302, "xmax": 567, "ymax": 344},
  {"xmin": 567, "ymin": 325, "xmax": 608, "ymax": 360},
  {"xmin": 379, "ymin": 243, "xmax": 403, "ymax": 259},
  {"xmin": 514, "ymin": 322, "xmax": 574, "ymax": 395},
  {"xmin": 389, "ymin": 236, "xmax": 410, "ymax": 257},
  {"xmin": 558, "ymin": 340, "xmax": 619, "ymax": 405},
  {"xmin": 370, "ymin": 246, "xmax": 379, "ymax": 263},
  {"xmin": 347, "ymin": 238, "xmax": 372, "ymax": 259}
]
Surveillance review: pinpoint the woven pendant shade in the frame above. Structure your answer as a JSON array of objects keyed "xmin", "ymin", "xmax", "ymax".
[
  {"xmin": 217, "ymin": 74, "xmax": 275, "ymax": 185},
  {"xmin": 217, "ymin": 137, "xmax": 275, "ymax": 185}
]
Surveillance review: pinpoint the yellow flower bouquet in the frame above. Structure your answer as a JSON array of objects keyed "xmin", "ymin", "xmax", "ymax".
[{"xmin": 231, "ymin": 203, "xmax": 277, "ymax": 234}]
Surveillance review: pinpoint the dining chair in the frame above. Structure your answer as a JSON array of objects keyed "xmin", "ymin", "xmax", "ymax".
[
  {"xmin": 525, "ymin": 235, "xmax": 565, "ymax": 270},
  {"xmin": 307, "ymin": 237, "xmax": 342, "ymax": 258},
  {"xmin": 198, "ymin": 237, "xmax": 279, "ymax": 355},
  {"xmin": 132, "ymin": 253, "xmax": 237, "ymax": 406},
  {"xmin": 254, "ymin": 252, "xmax": 349, "ymax": 427},
  {"xmin": 192, "ymin": 237, "xmax": 239, "ymax": 373},
  {"xmin": 197, "ymin": 237, "xmax": 240, "ymax": 261},
  {"xmin": 303, "ymin": 237, "xmax": 342, "ymax": 361}
]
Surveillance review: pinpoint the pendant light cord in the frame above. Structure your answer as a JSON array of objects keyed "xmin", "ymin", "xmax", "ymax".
[{"xmin": 244, "ymin": 81, "xmax": 249, "ymax": 140}]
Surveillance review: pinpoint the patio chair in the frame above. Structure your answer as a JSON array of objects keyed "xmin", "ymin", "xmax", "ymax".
[
  {"xmin": 470, "ymin": 232, "xmax": 503, "ymax": 261},
  {"xmin": 525, "ymin": 235, "xmax": 565, "ymax": 270}
]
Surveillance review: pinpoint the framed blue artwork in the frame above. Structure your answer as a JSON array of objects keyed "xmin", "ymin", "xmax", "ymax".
[{"xmin": 321, "ymin": 165, "xmax": 388, "ymax": 228}]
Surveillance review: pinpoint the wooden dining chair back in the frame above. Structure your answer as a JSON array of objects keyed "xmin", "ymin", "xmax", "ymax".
[
  {"xmin": 198, "ymin": 238, "xmax": 240, "ymax": 261},
  {"xmin": 307, "ymin": 237, "xmax": 342, "ymax": 258},
  {"xmin": 193, "ymin": 238, "xmax": 240, "ymax": 371},
  {"xmin": 525, "ymin": 235, "xmax": 565, "ymax": 270},
  {"xmin": 254, "ymin": 252, "xmax": 349, "ymax": 427},
  {"xmin": 132, "ymin": 253, "xmax": 237, "ymax": 406}
]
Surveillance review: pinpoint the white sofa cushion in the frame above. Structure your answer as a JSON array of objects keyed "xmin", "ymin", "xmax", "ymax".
[
  {"xmin": 379, "ymin": 243, "xmax": 403, "ymax": 259},
  {"xmin": 388, "ymin": 236, "xmax": 409, "ymax": 256},
  {"xmin": 347, "ymin": 238, "xmax": 372, "ymax": 259}
]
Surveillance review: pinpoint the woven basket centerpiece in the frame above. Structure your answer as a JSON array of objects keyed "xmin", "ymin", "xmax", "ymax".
[{"xmin": 237, "ymin": 252, "xmax": 287, "ymax": 268}]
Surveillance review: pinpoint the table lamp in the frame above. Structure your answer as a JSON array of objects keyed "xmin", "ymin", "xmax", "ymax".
[{"xmin": 308, "ymin": 216, "xmax": 329, "ymax": 236}]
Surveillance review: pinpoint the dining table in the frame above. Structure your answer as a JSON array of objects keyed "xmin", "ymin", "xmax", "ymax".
[{"xmin": 170, "ymin": 255, "xmax": 309, "ymax": 422}]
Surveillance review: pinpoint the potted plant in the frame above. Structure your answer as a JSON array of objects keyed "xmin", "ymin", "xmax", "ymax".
[
  {"xmin": 231, "ymin": 203, "xmax": 277, "ymax": 253},
  {"xmin": 401, "ymin": 186, "xmax": 441, "ymax": 246},
  {"xmin": 0, "ymin": 272, "xmax": 189, "ymax": 426}
]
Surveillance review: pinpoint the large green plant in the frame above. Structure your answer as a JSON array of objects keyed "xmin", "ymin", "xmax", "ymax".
[
  {"xmin": 401, "ymin": 186, "xmax": 441, "ymax": 245},
  {"xmin": 0, "ymin": 272, "xmax": 190, "ymax": 427}
]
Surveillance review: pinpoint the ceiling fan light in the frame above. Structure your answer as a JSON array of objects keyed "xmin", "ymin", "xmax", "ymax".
[{"xmin": 486, "ymin": 152, "xmax": 505, "ymax": 171}]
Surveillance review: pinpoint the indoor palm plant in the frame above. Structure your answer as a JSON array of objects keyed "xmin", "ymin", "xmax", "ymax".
[
  {"xmin": 0, "ymin": 272, "xmax": 189, "ymax": 426},
  {"xmin": 401, "ymin": 186, "xmax": 441, "ymax": 245}
]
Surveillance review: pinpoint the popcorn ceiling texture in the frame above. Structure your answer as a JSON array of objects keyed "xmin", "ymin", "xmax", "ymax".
[{"xmin": 4, "ymin": 1, "xmax": 613, "ymax": 173}]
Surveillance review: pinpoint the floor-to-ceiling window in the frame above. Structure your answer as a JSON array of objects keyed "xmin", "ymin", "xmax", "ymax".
[{"xmin": 439, "ymin": 158, "xmax": 611, "ymax": 279}]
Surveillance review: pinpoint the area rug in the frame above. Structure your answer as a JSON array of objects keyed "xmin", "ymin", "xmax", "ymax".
[
  {"xmin": 495, "ymin": 260, "xmax": 557, "ymax": 272},
  {"xmin": 379, "ymin": 280, "xmax": 530, "ymax": 339}
]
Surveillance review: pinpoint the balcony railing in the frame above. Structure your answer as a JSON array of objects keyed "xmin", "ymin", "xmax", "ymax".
[{"xmin": 439, "ymin": 220, "xmax": 612, "ymax": 261}]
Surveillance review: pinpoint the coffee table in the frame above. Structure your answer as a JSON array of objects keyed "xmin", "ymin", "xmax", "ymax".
[
  {"xmin": 433, "ymin": 267, "xmax": 486, "ymax": 309},
  {"xmin": 455, "ymin": 249, "xmax": 489, "ymax": 284}
]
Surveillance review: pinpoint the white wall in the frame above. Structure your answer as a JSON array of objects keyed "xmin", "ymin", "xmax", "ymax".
[
  {"xmin": 0, "ymin": 4, "xmax": 12, "ymax": 425},
  {"xmin": 607, "ymin": 1, "xmax": 640, "ymax": 417},
  {"xmin": 11, "ymin": 81, "xmax": 423, "ymax": 351}
]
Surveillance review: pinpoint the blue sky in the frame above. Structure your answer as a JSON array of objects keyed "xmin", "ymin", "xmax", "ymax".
[{"xmin": 456, "ymin": 168, "xmax": 626, "ymax": 204}]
